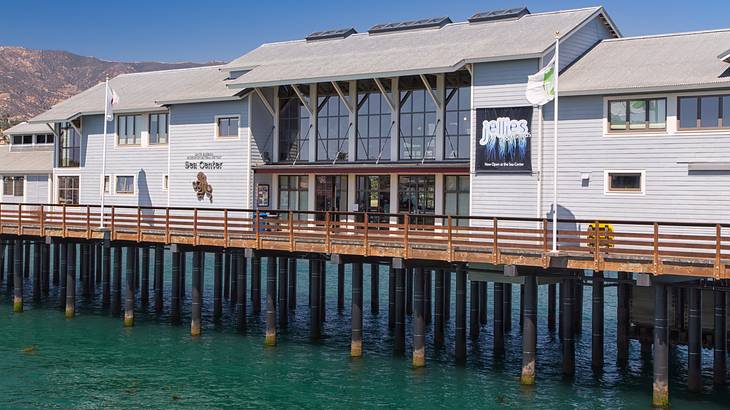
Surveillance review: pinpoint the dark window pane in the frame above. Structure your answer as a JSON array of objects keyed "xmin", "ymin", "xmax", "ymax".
[
  {"xmin": 609, "ymin": 101, "xmax": 627, "ymax": 130},
  {"xmin": 629, "ymin": 100, "xmax": 646, "ymax": 129},
  {"xmin": 724, "ymin": 96, "xmax": 730, "ymax": 127},
  {"xmin": 700, "ymin": 96, "xmax": 720, "ymax": 128},
  {"xmin": 609, "ymin": 173, "xmax": 642, "ymax": 192},
  {"xmin": 648, "ymin": 99, "xmax": 666, "ymax": 129},
  {"xmin": 679, "ymin": 97, "xmax": 698, "ymax": 128}
]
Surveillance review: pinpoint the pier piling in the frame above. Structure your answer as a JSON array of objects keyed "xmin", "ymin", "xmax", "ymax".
[
  {"xmin": 547, "ymin": 283, "xmax": 556, "ymax": 332},
  {"xmin": 504, "ymin": 283, "xmax": 512, "ymax": 332},
  {"xmin": 265, "ymin": 256, "xmax": 277, "ymax": 346},
  {"xmin": 574, "ymin": 278, "xmax": 583, "ymax": 334},
  {"xmin": 388, "ymin": 266, "xmax": 395, "ymax": 329},
  {"xmin": 124, "ymin": 246, "xmax": 135, "ymax": 327},
  {"xmin": 337, "ymin": 263, "xmax": 345, "ymax": 313},
  {"xmin": 13, "ymin": 239, "xmax": 23, "ymax": 312},
  {"xmin": 170, "ymin": 246, "xmax": 181, "ymax": 324},
  {"xmin": 278, "ymin": 256, "xmax": 288, "ymax": 327},
  {"xmin": 320, "ymin": 260, "xmax": 326, "ymax": 322},
  {"xmin": 561, "ymin": 278, "xmax": 575, "ymax": 376},
  {"xmin": 112, "ymin": 245, "xmax": 122, "ymax": 317},
  {"xmin": 102, "ymin": 242, "xmax": 110, "ymax": 307},
  {"xmin": 179, "ymin": 251, "xmax": 186, "ymax": 300},
  {"xmin": 688, "ymin": 287, "xmax": 702, "ymax": 393},
  {"xmin": 406, "ymin": 268, "xmax": 413, "ymax": 316},
  {"xmin": 455, "ymin": 266, "xmax": 466, "ymax": 364},
  {"xmin": 351, "ymin": 262, "xmax": 363, "ymax": 357},
  {"xmin": 141, "ymin": 247, "xmax": 150, "ymax": 308},
  {"xmin": 52, "ymin": 242, "xmax": 59, "ymax": 286},
  {"xmin": 154, "ymin": 244, "xmax": 163, "ymax": 312},
  {"xmin": 479, "ymin": 282, "xmax": 487, "ymax": 326},
  {"xmin": 288, "ymin": 258, "xmax": 297, "ymax": 311},
  {"xmin": 714, "ymin": 289, "xmax": 727, "ymax": 387},
  {"xmin": 41, "ymin": 241, "xmax": 50, "ymax": 297},
  {"xmin": 434, "ymin": 268, "xmax": 444, "ymax": 347},
  {"xmin": 425, "ymin": 270, "xmax": 432, "ymax": 325},
  {"xmin": 470, "ymin": 280, "xmax": 479, "ymax": 339},
  {"xmin": 310, "ymin": 259, "xmax": 321, "ymax": 340},
  {"xmin": 413, "ymin": 267, "xmax": 425, "ymax": 368},
  {"xmin": 652, "ymin": 283, "xmax": 670, "ymax": 408},
  {"xmin": 224, "ymin": 250, "xmax": 231, "ymax": 299},
  {"xmin": 80, "ymin": 243, "xmax": 89, "ymax": 298},
  {"xmin": 444, "ymin": 271, "xmax": 451, "ymax": 322},
  {"xmin": 617, "ymin": 272, "xmax": 630, "ymax": 366},
  {"xmin": 191, "ymin": 251, "xmax": 202, "ymax": 336},
  {"xmin": 494, "ymin": 282, "xmax": 504, "ymax": 354},
  {"xmin": 252, "ymin": 255, "xmax": 261, "ymax": 314},
  {"xmin": 394, "ymin": 266, "xmax": 405, "ymax": 354},
  {"xmin": 59, "ymin": 241, "xmax": 67, "ymax": 308},
  {"xmin": 592, "ymin": 271, "xmax": 604, "ymax": 372},
  {"xmin": 23, "ymin": 240, "xmax": 29, "ymax": 279},
  {"xmin": 521, "ymin": 274, "xmax": 537, "ymax": 385},
  {"xmin": 231, "ymin": 252, "xmax": 238, "ymax": 304},
  {"xmin": 214, "ymin": 252, "xmax": 222, "ymax": 320},
  {"xmin": 236, "ymin": 251, "xmax": 247, "ymax": 331},
  {"xmin": 371, "ymin": 263, "xmax": 379, "ymax": 315},
  {"xmin": 65, "ymin": 242, "xmax": 76, "ymax": 319},
  {"xmin": 32, "ymin": 241, "xmax": 40, "ymax": 303}
]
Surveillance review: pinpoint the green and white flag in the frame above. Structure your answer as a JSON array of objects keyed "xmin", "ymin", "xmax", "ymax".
[{"xmin": 525, "ymin": 57, "xmax": 556, "ymax": 106}]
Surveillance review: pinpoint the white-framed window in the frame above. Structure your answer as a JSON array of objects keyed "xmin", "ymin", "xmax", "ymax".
[
  {"xmin": 162, "ymin": 174, "xmax": 169, "ymax": 191},
  {"xmin": 215, "ymin": 115, "xmax": 239, "ymax": 139},
  {"xmin": 100, "ymin": 175, "xmax": 110, "ymax": 194},
  {"xmin": 117, "ymin": 114, "xmax": 142, "ymax": 145},
  {"xmin": 149, "ymin": 113, "xmax": 169, "ymax": 145},
  {"xmin": 607, "ymin": 98, "xmax": 666, "ymax": 132},
  {"xmin": 35, "ymin": 134, "xmax": 54, "ymax": 144},
  {"xmin": 604, "ymin": 170, "xmax": 645, "ymax": 195},
  {"xmin": 115, "ymin": 175, "xmax": 135, "ymax": 195},
  {"xmin": 2, "ymin": 176, "xmax": 24, "ymax": 197}
]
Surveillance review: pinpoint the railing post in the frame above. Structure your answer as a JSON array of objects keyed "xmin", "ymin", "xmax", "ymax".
[
  {"xmin": 653, "ymin": 222, "xmax": 660, "ymax": 275},
  {"xmin": 224, "ymin": 209, "xmax": 229, "ymax": 248},
  {"xmin": 447, "ymin": 216, "xmax": 453, "ymax": 262},
  {"xmin": 542, "ymin": 218, "xmax": 549, "ymax": 267},
  {"xmin": 403, "ymin": 214, "xmax": 410, "ymax": 259},
  {"xmin": 165, "ymin": 208, "xmax": 170, "ymax": 243},
  {"xmin": 87, "ymin": 205, "xmax": 92, "ymax": 239},
  {"xmin": 255, "ymin": 210, "xmax": 261, "ymax": 249},
  {"xmin": 716, "ymin": 224, "xmax": 722, "ymax": 279},
  {"xmin": 492, "ymin": 217, "xmax": 499, "ymax": 264},
  {"xmin": 62, "ymin": 204, "xmax": 66, "ymax": 237},
  {"xmin": 18, "ymin": 203, "xmax": 23, "ymax": 235},
  {"xmin": 363, "ymin": 213, "xmax": 369, "ymax": 257},
  {"xmin": 325, "ymin": 211, "xmax": 331, "ymax": 253},
  {"xmin": 594, "ymin": 220, "xmax": 601, "ymax": 271},
  {"xmin": 193, "ymin": 208, "xmax": 198, "ymax": 246},
  {"xmin": 39, "ymin": 205, "xmax": 45, "ymax": 235},
  {"xmin": 110, "ymin": 206, "xmax": 116, "ymax": 240},
  {"xmin": 288, "ymin": 211, "xmax": 294, "ymax": 252}
]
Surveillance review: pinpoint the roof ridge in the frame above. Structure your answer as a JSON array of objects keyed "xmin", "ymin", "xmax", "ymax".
[
  {"xmin": 601, "ymin": 27, "xmax": 730, "ymax": 43},
  {"xmin": 115, "ymin": 64, "xmax": 226, "ymax": 78}
]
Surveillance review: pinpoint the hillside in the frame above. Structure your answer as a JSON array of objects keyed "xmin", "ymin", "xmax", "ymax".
[{"xmin": 0, "ymin": 46, "xmax": 222, "ymax": 125}]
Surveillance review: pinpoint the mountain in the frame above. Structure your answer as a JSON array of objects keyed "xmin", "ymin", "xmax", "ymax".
[{"xmin": 0, "ymin": 46, "xmax": 223, "ymax": 124}]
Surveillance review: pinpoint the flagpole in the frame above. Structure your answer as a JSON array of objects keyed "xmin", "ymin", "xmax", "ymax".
[
  {"xmin": 100, "ymin": 77, "xmax": 109, "ymax": 228},
  {"xmin": 552, "ymin": 34, "xmax": 559, "ymax": 252}
]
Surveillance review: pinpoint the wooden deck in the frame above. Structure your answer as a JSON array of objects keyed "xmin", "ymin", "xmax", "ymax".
[{"xmin": 1, "ymin": 203, "xmax": 728, "ymax": 279}]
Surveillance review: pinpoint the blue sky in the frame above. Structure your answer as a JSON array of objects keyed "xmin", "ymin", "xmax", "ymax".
[{"xmin": 1, "ymin": 0, "xmax": 728, "ymax": 63}]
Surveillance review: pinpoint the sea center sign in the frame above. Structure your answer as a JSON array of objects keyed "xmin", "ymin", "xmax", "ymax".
[
  {"xmin": 475, "ymin": 107, "xmax": 533, "ymax": 173},
  {"xmin": 185, "ymin": 152, "xmax": 224, "ymax": 171}
]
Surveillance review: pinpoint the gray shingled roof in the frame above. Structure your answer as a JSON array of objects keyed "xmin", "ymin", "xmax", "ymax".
[
  {"xmin": 224, "ymin": 7, "xmax": 614, "ymax": 88},
  {"xmin": 3, "ymin": 121, "xmax": 53, "ymax": 135},
  {"xmin": 31, "ymin": 65, "xmax": 239, "ymax": 123},
  {"xmin": 560, "ymin": 29, "xmax": 730, "ymax": 95},
  {"xmin": 0, "ymin": 145, "xmax": 52, "ymax": 173}
]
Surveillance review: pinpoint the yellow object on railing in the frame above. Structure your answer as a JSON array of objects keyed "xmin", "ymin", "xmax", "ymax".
[{"xmin": 587, "ymin": 223, "xmax": 614, "ymax": 248}]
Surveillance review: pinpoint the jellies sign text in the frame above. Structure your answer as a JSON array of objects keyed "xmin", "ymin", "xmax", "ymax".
[{"xmin": 475, "ymin": 106, "xmax": 533, "ymax": 173}]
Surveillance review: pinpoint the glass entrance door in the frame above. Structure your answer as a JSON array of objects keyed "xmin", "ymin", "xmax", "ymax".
[
  {"xmin": 314, "ymin": 175, "xmax": 347, "ymax": 220},
  {"xmin": 355, "ymin": 175, "xmax": 391, "ymax": 226},
  {"xmin": 398, "ymin": 175, "xmax": 435, "ymax": 225}
]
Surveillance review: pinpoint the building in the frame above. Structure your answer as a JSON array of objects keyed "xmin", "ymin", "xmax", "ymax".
[{"xmin": 0, "ymin": 122, "xmax": 54, "ymax": 204}]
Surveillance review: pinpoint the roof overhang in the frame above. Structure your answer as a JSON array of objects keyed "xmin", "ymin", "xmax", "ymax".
[
  {"xmin": 156, "ymin": 95, "xmax": 244, "ymax": 106},
  {"xmin": 560, "ymin": 82, "xmax": 730, "ymax": 97},
  {"xmin": 719, "ymin": 49, "xmax": 730, "ymax": 63},
  {"xmin": 252, "ymin": 162, "xmax": 469, "ymax": 174},
  {"xmin": 29, "ymin": 106, "xmax": 168, "ymax": 124}
]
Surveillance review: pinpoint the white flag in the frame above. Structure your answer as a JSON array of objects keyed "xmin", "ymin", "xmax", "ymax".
[
  {"xmin": 525, "ymin": 57, "xmax": 556, "ymax": 106},
  {"xmin": 104, "ymin": 82, "xmax": 119, "ymax": 122}
]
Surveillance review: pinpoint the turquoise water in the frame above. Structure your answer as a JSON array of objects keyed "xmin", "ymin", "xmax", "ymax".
[{"xmin": 1, "ymin": 252, "xmax": 729, "ymax": 408}]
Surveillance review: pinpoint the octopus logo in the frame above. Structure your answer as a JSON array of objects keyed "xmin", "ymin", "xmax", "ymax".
[{"xmin": 192, "ymin": 172, "xmax": 213, "ymax": 203}]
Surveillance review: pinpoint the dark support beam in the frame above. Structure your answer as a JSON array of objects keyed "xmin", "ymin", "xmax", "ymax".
[
  {"xmin": 24, "ymin": 240, "xmax": 29, "ymax": 278},
  {"xmin": 521, "ymin": 274, "xmax": 537, "ymax": 385},
  {"xmin": 370, "ymin": 263, "xmax": 379, "ymax": 315},
  {"xmin": 236, "ymin": 251, "xmax": 247, "ymax": 332},
  {"xmin": 434, "ymin": 268, "xmax": 444, "ymax": 347},
  {"xmin": 265, "ymin": 256, "xmax": 277, "ymax": 346},
  {"xmin": 455, "ymin": 266, "xmax": 467, "ymax": 364},
  {"xmin": 278, "ymin": 256, "xmax": 288, "ymax": 327},
  {"xmin": 59, "ymin": 241, "xmax": 67, "ymax": 308},
  {"xmin": 214, "ymin": 252, "xmax": 223, "ymax": 321},
  {"xmin": 95, "ymin": 243, "xmax": 102, "ymax": 287},
  {"xmin": 6, "ymin": 241, "xmax": 13, "ymax": 293},
  {"xmin": 494, "ymin": 282, "xmax": 504, "ymax": 355},
  {"xmin": 388, "ymin": 266, "xmax": 395, "ymax": 329},
  {"xmin": 170, "ymin": 247, "xmax": 181, "ymax": 324},
  {"xmin": 444, "ymin": 271, "xmax": 451, "ymax": 322},
  {"xmin": 574, "ymin": 278, "xmax": 583, "ymax": 334},
  {"xmin": 520, "ymin": 284, "xmax": 525, "ymax": 329},
  {"xmin": 714, "ymin": 290, "xmax": 727, "ymax": 387},
  {"xmin": 617, "ymin": 272, "xmax": 630, "ymax": 366},
  {"xmin": 413, "ymin": 267, "xmax": 425, "ymax": 368},
  {"xmin": 337, "ymin": 263, "xmax": 345, "ymax": 313},
  {"xmin": 351, "ymin": 262, "xmax": 363, "ymax": 357},
  {"xmin": 141, "ymin": 247, "xmax": 150, "ymax": 308},
  {"xmin": 80, "ymin": 243, "xmax": 89, "ymax": 297},
  {"xmin": 547, "ymin": 283, "xmax": 556, "ymax": 333},
  {"xmin": 102, "ymin": 242, "xmax": 111, "ymax": 307},
  {"xmin": 32, "ymin": 241, "xmax": 41, "ymax": 303},
  {"xmin": 687, "ymin": 287, "xmax": 702, "ymax": 393},
  {"xmin": 394, "ymin": 266, "xmax": 405, "ymax": 355},
  {"xmin": 320, "ymin": 260, "xmax": 326, "ymax": 322},
  {"xmin": 124, "ymin": 246, "xmax": 135, "ymax": 327},
  {"xmin": 133, "ymin": 247, "xmax": 139, "ymax": 292},
  {"xmin": 154, "ymin": 244, "xmax": 163, "ymax": 313},
  {"xmin": 41, "ymin": 241, "xmax": 50, "ymax": 297},
  {"xmin": 0, "ymin": 240, "xmax": 5, "ymax": 288},
  {"xmin": 52, "ymin": 242, "xmax": 60, "ymax": 286},
  {"xmin": 406, "ymin": 268, "xmax": 413, "ymax": 316},
  {"xmin": 288, "ymin": 258, "xmax": 297, "ymax": 311},
  {"xmin": 65, "ymin": 242, "xmax": 76, "ymax": 319},
  {"xmin": 560, "ymin": 278, "xmax": 575, "ymax": 376},
  {"xmin": 310, "ymin": 259, "xmax": 321, "ymax": 341},
  {"xmin": 191, "ymin": 251, "xmax": 203, "ymax": 336},
  {"xmin": 653, "ymin": 283, "xmax": 670, "ymax": 408},
  {"xmin": 504, "ymin": 283, "xmax": 512, "ymax": 332},
  {"xmin": 592, "ymin": 271, "xmax": 604, "ymax": 373},
  {"xmin": 479, "ymin": 282, "xmax": 487, "ymax": 326},
  {"xmin": 252, "ymin": 255, "xmax": 261, "ymax": 314},
  {"xmin": 230, "ymin": 251, "xmax": 238, "ymax": 304},
  {"xmin": 179, "ymin": 251, "xmax": 186, "ymax": 300},
  {"xmin": 13, "ymin": 239, "xmax": 23, "ymax": 312},
  {"xmin": 470, "ymin": 280, "xmax": 479, "ymax": 339},
  {"xmin": 424, "ymin": 269, "xmax": 432, "ymax": 325},
  {"xmin": 224, "ymin": 250, "xmax": 231, "ymax": 300},
  {"xmin": 112, "ymin": 245, "xmax": 122, "ymax": 317}
]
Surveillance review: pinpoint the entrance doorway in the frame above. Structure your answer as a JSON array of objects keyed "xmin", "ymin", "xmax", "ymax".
[{"xmin": 314, "ymin": 175, "xmax": 347, "ymax": 220}]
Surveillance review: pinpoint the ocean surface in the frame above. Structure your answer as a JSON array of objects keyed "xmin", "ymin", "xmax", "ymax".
[{"xmin": 1, "ymin": 251, "xmax": 729, "ymax": 409}]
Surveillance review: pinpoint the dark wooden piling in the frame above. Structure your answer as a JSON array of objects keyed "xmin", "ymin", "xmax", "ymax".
[
  {"xmin": 687, "ymin": 287, "xmax": 702, "ymax": 393},
  {"xmin": 65, "ymin": 242, "xmax": 76, "ymax": 319},
  {"xmin": 179, "ymin": 251, "xmax": 186, "ymax": 300},
  {"xmin": 236, "ymin": 251, "xmax": 247, "ymax": 332},
  {"xmin": 652, "ymin": 283, "xmax": 669, "ymax": 408},
  {"xmin": 714, "ymin": 289, "xmax": 727, "ymax": 387},
  {"xmin": 154, "ymin": 244, "xmax": 163, "ymax": 312},
  {"xmin": 230, "ymin": 252, "xmax": 239, "ymax": 304},
  {"xmin": 406, "ymin": 268, "xmax": 413, "ymax": 316},
  {"xmin": 494, "ymin": 282, "xmax": 504, "ymax": 354},
  {"xmin": 370, "ymin": 263, "xmax": 379, "ymax": 315},
  {"xmin": 547, "ymin": 283, "xmax": 556, "ymax": 332},
  {"xmin": 388, "ymin": 266, "xmax": 395, "ymax": 329},
  {"xmin": 574, "ymin": 278, "xmax": 583, "ymax": 334},
  {"xmin": 455, "ymin": 266, "xmax": 467, "ymax": 364},
  {"xmin": 170, "ymin": 246, "xmax": 181, "ymax": 324},
  {"xmin": 214, "ymin": 252, "xmax": 222, "ymax": 320},
  {"xmin": 224, "ymin": 250, "xmax": 231, "ymax": 299},
  {"xmin": 617, "ymin": 272, "xmax": 630, "ymax": 366},
  {"xmin": 469, "ymin": 280, "xmax": 479, "ymax": 339},
  {"xmin": 41, "ymin": 241, "xmax": 50, "ymax": 297},
  {"xmin": 6, "ymin": 241, "xmax": 13, "ymax": 293},
  {"xmin": 95, "ymin": 243, "xmax": 102, "ymax": 286},
  {"xmin": 88, "ymin": 243, "xmax": 95, "ymax": 291},
  {"xmin": 278, "ymin": 256, "xmax": 288, "ymax": 327},
  {"xmin": 504, "ymin": 283, "xmax": 512, "ymax": 332},
  {"xmin": 1, "ymin": 240, "xmax": 6, "ymax": 288},
  {"xmin": 337, "ymin": 263, "xmax": 345, "ymax": 313},
  {"xmin": 560, "ymin": 278, "xmax": 575, "ymax": 376},
  {"xmin": 425, "ymin": 269, "xmax": 432, "ymax": 325},
  {"xmin": 521, "ymin": 274, "xmax": 537, "ymax": 385},
  {"xmin": 310, "ymin": 259, "xmax": 321, "ymax": 340},
  {"xmin": 32, "ymin": 241, "xmax": 41, "ymax": 303},
  {"xmin": 413, "ymin": 267, "xmax": 425, "ymax": 367},
  {"xmin": 112, "ymin": 245, "xmax": 122, "ymax": 316},
  {"xmin": 191, "ymin": 251, "xmax": 202, "ymax": 336},
  {"xmin": 58, "ymin": 241, "xmax": 67, "ymax": 308},
  {"xmin": 351, "ymin": 262, "xmax": 363, "ymax": 357},
  {"xmin": 23, "ymin": 240, "xmax": 30, "ymax": 279},
  {"xmin": 320, "ymin": 260, "xmax": 326, "ymax": 322},
  {"xmin": 288, "ymin": 258, "xmax": 297, "ymax": 311},
  {"xmin": 52, "ymin": 242, "xmax": 60, "ymax": 286},
  {"xmin": 265, "ymin": 256, "xmax": 277, "ymax": 346},
  {"xmin": 444, "ymin": 270, "xmax": 451, "ymax": 322},
  {"xmin": 479, "ymin": 282, "xmax": 487, "ymax": 326},
  {"xmin": 124, "ymin": 246, "xmax": 135, "ymax": 327},
  {"xmin": 80, "ymin": 243, "xmax": 89, "ymax": 298},
  {"xmin": 252, "ymin": 255, "xmax": 261, "ymax": 314},
  {"xmin": 141, "ymin": 247, "xmax": 150, "ymax": 308},
  {"xmin": 520, "ymin": 284, "xmax": 525, "ymax": 329},
  {"xmin": 592, "ymin": 271, "xmax": 604, "ymax": 372},
  {"xmin": 101, "ymin": 242, "xmax": 110, "ymax": 306},
  {"xmin": 434, "ymin": 268, "xmax": 444, "ymax": 347},
  {"xmin": 13, "ymin": 239, "xmax": 23, "ymax": 312},
  {"xmin": 394, "ymin": 266, "xmax": 405, "ymax": 354}
]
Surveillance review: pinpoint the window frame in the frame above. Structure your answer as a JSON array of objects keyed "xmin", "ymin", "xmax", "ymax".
[
  {"xmin": 100, "ymin": 175, "xmax": 111, "ymax": 194},
  {"xmin": 443, "ymin": 175, "xmax": 470, "ymax": 225},
  {"xmin": 114, "ymin": 175, "xmax": 136, "ymax": 195},
  {"xmin": 162, "ymin": 174, "xmax": 169, "ymax": 191},
  {"xmin": 215, "ymin": 115, "xmax": 240, "ymax": 140},
  {"xmin": 58, "ymin": 122, "xmax": 81, "ymax": 168},
  {"xmin": 149, "ymin": 113, "xmax": 169, "ymax": 145},
  {"xmin": 277, "ymin": 175, "xmax": 309, "ymax": 216},
  {"xmin": 57, "ymin": 176, "xmax": 79, "ymax": 205},
  {"xmin": 607, "ymin": 98, "xmax": 667, "ymax": 133},
  {"xmin": 116, "ymin": 114, "xmax": 143, "ymax": 146},
  {"xmin": 677, "ymin": 95, "xmax": 730, "ymax": 131},
  {"xmin": 604, "ymin": 170, "xmax": 645, "ymax": 195},
  {"xmin": 2, "ymin": 176, "xmax": 24, "ymax": 197}
]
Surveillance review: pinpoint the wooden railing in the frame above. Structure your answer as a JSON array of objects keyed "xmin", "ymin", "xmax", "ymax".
[{"xmin": 0, "ymin": 203, "xmax": 728, "ymax": 279}]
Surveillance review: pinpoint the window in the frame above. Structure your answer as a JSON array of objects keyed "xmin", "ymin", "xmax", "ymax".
[
  {"xmin": 314, "ymin": 175, "xmax": 348, "ymax": 220},
  {"xmin": 355, "ymin": 175, "xmax": 391, "ymax": 226},
  {"xmin": 101, "ymin": 175, "xmax": 110, "ymax": 194},
  {"xmin": 36, "ymin": 134, "xmax": 53, "ymax": 144},
  {"xmin": 678, "ymin": 95, "xmax": 730, "ymax": 130},
  {"xmin": 117, "ymin": 114, "xmax": 142, "ymax": 145},
  {"xmin": 57, "ymin": 176, "xmax": 79, "ymax": 204},
  {"xmin": 605, "ymin": 171, "xmax": 644, "ymax": 194},
  {"xmin": 216, "ymin": 116, "xmax": 239, "ymax": 139},
  {"xmin": 149, "ymin": 113, "xmax": 168, "ymax": 144},
  {"xmin": 11, "ymin": 135, "xmax": 34, "ymax": 145},
  {"xmin": 608, "ymin": 98, "xmax": 666, "ymax": 131},
  {"xmin": 316, "ymin": 94, "xmax": 350, "ymax": 161},
  {"xmin": 2, "ymin": 176, "xmax": 24, "ymax": 197},
  {"xmin": 162, "ymin": 175, "xmax": 169, "ymax": 191},
  {"xmin": 445, "ymin": 86, "xmax": 471, "ymax": 159},
  {"xmin": 278, "ymin": 86, "xmax": 310, "ymax": 162},
  {"xmin": 444, "ymin": 175, "xmax": 470, "ymax": 226},
  {"xmin": 115, "ymin": 176, "xmax": 135, "ymax": 194},
  {"xmin": 357, "ymin": 88, "xmax": 393, "ymax": 161},
  {"xmin": 400, "ymin": 86, "xmax": 437, "ymax": 160},
  {"xmin": 278, "ymin": 175, "xmax": 309, "ymax": 217},
  {"xmin": 398, "ymin": 175, "xmax": 435, "ymax": 225},
  {"xmin": 58, "ymin": 123, "xmax": 81, "ymax": 167}
]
